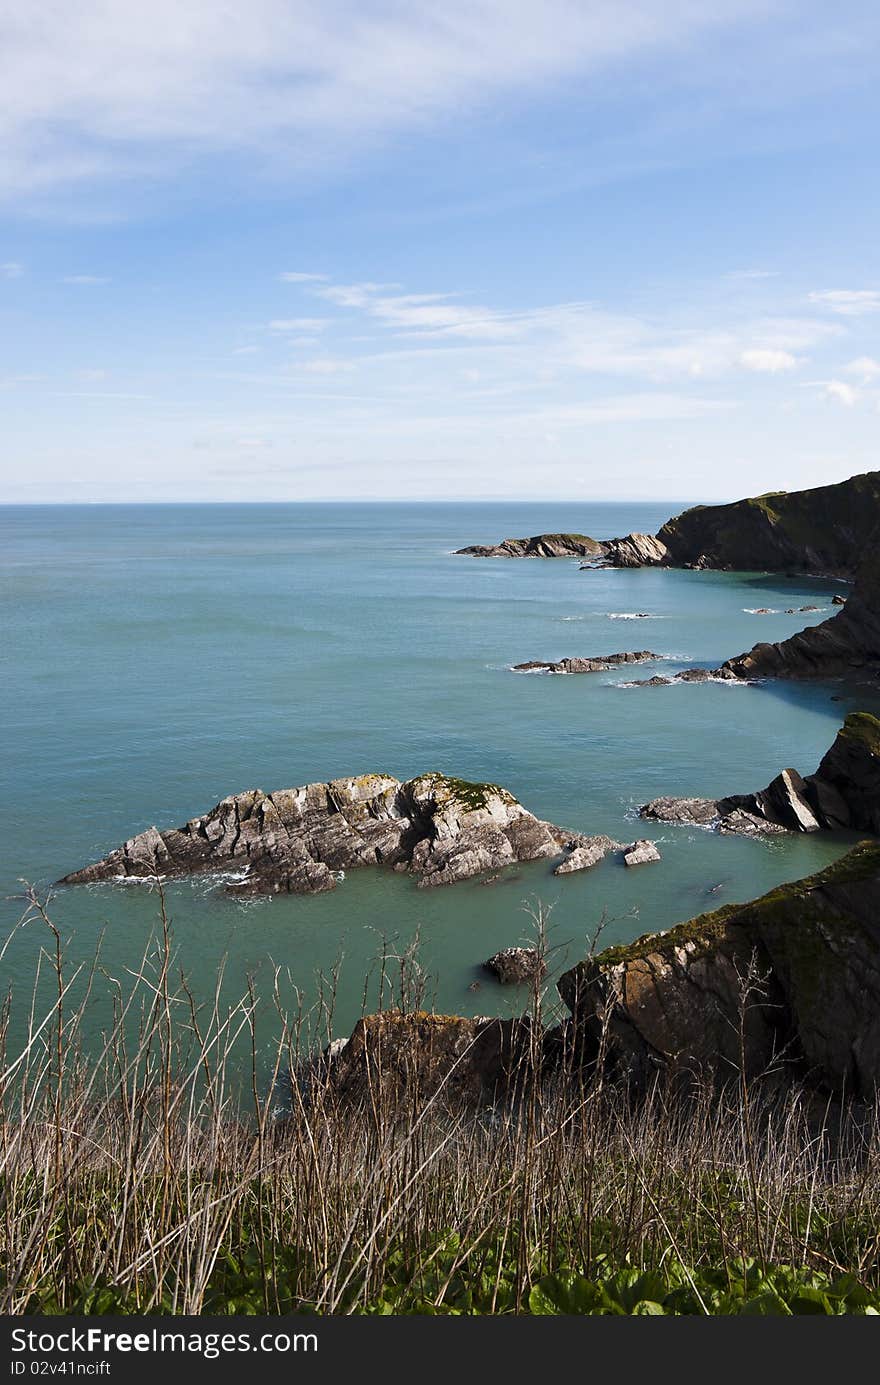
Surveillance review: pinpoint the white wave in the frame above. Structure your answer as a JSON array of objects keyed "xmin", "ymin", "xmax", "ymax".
[
  {"xmin": 743, "ymin": 607, "xmax": 781, "ymax": 615},
  {"xmin": 607, "ymin": 612, "xmax": 659, "ymax": 620},
  {"xmin": 109, "ymin": 872, "xmax": 167, "ymax": 885}
]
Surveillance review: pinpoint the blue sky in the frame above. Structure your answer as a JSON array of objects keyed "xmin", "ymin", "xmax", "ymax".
[{"xmin": 1, "ymin": 1, "xmax": 879, "ymax": 503}]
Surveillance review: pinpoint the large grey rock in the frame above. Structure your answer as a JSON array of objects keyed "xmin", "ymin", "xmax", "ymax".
[
  {"xmin": 483, "ymin": 947, "xmax": 546, "ymax": 985},
  {"xmin": 326, "ymin": 1011, "xmax": 537, "ymax": 1104},
  {"xmin": 61, "ymin": 772, "xmax": 573, "ymax": 897},
  {"xmin": 553, "ymin": 835, "xmax": 622, "ymax": 874},
  {"xmin": 623, "ymin": 839, "xmax": 661, "ymax": 866}
]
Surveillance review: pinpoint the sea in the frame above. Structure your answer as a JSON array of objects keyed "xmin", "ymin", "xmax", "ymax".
[{"xmin": 3, "ymin": 502, "xmax": 876, "ymax": 1071}]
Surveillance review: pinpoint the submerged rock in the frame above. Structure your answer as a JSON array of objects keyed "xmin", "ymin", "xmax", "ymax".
[
  {"xmin": 639, "ymin": 713, "xmax": 880, "ymax": 837},
  {"xmin": 513, "ymin": 650, "xmax": 656, "ymax": 674},
  {"xmin": 557, "ymin": 841, "xmax": 880, "ymax": 1094},
  {"xmin": 483, "ymin": 947, "xmax": 546, "ymax": 986},
  {"xmin": 60, "ymin": 772, "xmax": 574, "ymax": 897}
]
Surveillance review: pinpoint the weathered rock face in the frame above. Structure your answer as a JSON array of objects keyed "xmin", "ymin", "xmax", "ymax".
[
  {"xmin": 656, "ymin": 471, "xmax": 880, "ymax": 577},
  {"xmin": 721, "ymin": 549, "xmax": 880, "ymax": 681},
  {"xmin": 557, "ymin": 842, "xmax": 880, "ymax": 1093},
  {"xmin": 623, "ymin": 839, "xmax": 661, "ymax": 867},
  {"xmin": 513, "ymin": 651, "xmax": 656, "ymax": 675},
  {"xmin": 590, "ymin": 533, "xmax": 669, "ymax": 568},
  {"xmin": 483, "ymin": 947, "xmax": 546, "ymax": 986},
  {"xmin": 326, "ymin": 1011, "xmax": 537, "ymax": 1104},
  {"xmin": 813, "ymin": 713, "xmax": 880, "ymax": 833},
  {"xmin": 553, "ymin": 836, "xmax": 620, "ymax": 875},
  {"xmin": 61, "ymin": 773, "xmax": 572, "ymax": 897},
  {"xmin": 640, "ymin": 713, "xmax": 880, "ymax": 838},
  {"xmin": 456, "ymin": 533, "xmax": 603, "ymax": 559}
]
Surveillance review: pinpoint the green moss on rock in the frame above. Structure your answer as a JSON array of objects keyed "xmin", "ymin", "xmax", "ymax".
[
  {"xmin": 595, "ymin": 840, "xmax": 880, "ymax": 970},
  {"xmin": 838, "ymin": 712, "xmax": 880, "ymax": 756}
]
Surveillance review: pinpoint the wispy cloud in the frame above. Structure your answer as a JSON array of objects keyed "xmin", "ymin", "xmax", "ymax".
[
  {"xmin": 62, "ymin": 274, "xmax": 109, "ymax": 284},
  {"xmin": 844, "ymin": 356, "xmax": 880, "ymax": 381},
  {"xmin": 0, "ymin": 2, "xmax": 828, "ymax": 202},
  {"xmin": 810, "ymin": 379, "xmax": 860, "ymax": 407},
  {"xmin": 739, "ymin": 348, "xmax": 798, "ymax": 372},
  {"xmin": 279, "ymin": 271, "xmax": 329, "ymax": 283},
  {"xmin": 808, "ymin": 289, "xmax": 880, "ymax": 316},
  {"xmin": 1, "ymin": 261, "xmax": 24, "ymax": 278}
]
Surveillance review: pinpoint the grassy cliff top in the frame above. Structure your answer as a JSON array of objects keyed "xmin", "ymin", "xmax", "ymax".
[{"xmin": 838, "ymin": 712, "xmax": 880, "ymax": 755}]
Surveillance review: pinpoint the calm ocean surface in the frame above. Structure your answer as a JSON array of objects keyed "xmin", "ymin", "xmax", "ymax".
[{"xmin": 2, "ymin": 502, "xmax": 876, "ymax": 1066}]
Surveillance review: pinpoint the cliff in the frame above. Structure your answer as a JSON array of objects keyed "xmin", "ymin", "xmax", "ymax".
[
  {"xmin": 722, "ymin": 542, "xmax": 880, "ymax": 680},
  {"xmin": 558, "ymin": 842, "xmax": 880, "ymax": 1094},
  {"xmin": 656, "ymin": 471, "xmax": 880, "ymax": 577}
]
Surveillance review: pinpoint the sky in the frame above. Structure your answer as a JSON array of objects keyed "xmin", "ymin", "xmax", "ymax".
[{"xmin": 0, "ymin": 1, "xmax": 879, "ymax": 503}]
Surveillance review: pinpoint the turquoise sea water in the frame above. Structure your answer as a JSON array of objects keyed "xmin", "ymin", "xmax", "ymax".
[{"xmin": 2, "ymin": 503, "xmax": 877, "ymax": 1066}]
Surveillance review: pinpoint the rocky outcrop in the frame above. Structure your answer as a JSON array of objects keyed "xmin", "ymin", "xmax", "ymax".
[
  {"xmin": 483, "ymin": 947, "xmax": 546, "ymax": 985},
  {"xmin": 455, "ymin": 531, "xmax": 667, "ymax": 566},
  {"xmin": 456, "ymin": 533, "xmax": 603, "ymax": 559},
  {"xmin": 587, "ymin": 533, "xmax": 669, "ymax": 568},
  {"xmin": 623, "ymin": 839, "xmax": 661, "ymax": 866},
  {"xmin": 655, "ymin": 471, "xmax": 880, "ymax": 577},
  {"xmin": 640, "ymin": 713, "xmax": 880, "ymax": 837},
  {"xmin": 553, "ymin": 835, "xmax": 622, "ymax": 874},
  {"xmin": 60, "ymin": 773, "xmax": 575, "ymax": 897},
  {"xmin": 557, "ymin": 842, "xmax": 880, "ymax": 1094},
  {"xmin": 513, "ymin": 650, "xmax": 656, "ymax": 674},
  {"xmin": 325, "ymin": 1011, "xmax": 537, "ymax": 1104}
]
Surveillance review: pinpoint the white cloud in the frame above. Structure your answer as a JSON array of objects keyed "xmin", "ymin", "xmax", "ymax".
[
  {"xmin": 279, "ymin": 271, "xmax": 329, "ymax": 283},
  {"xmin": 0, "ymin": 2, "xmax": 778, "ymax": 200},
  {"xmin": 233, "ymin": 345, "xmax": 259, "ymax": 355},
  {"xmin": 822, "ymin": 380, "xmax": 859, "ymax": 406},
  {"xmin": 1, "ymin": 261, "xmax": 24, "ymax": 278},
  {"xmin": 62, "ymin": 274, "xmax": 109, "ymax": 284},
  {"xmin": 739, "ymin": 348, "xmax": 799, "ymax": 373},
  {"xmin": 844, "ymin": 356, "xmax": 880, "ymax": 381},
  {"xmin": 808, "ymin": 289, "xmax": 880, "ymax": 316},
  {"xmin": 309, "ymin": 276, "xmax": 837, "ymax": 381}
]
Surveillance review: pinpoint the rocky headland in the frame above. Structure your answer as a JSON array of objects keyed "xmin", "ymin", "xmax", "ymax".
[
  {"xmin": 640, "ymin": 712, "xmax": 880, "ymax": 837},
  {"xmin": 456, "ymin": 471, "xmax": 880, "ymax": 578}
]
